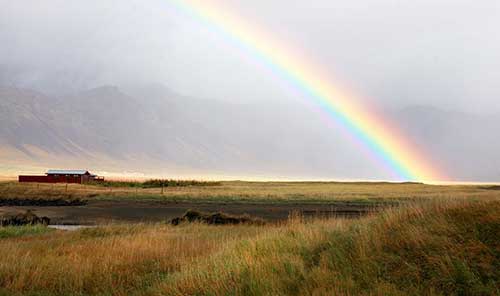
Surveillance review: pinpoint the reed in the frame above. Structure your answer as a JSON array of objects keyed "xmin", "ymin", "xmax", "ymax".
[{"xmin": 0, "ymin": 198, "xmax": 498, "ymax": 295}]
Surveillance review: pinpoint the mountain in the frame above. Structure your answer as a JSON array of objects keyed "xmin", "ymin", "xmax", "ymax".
[
  {"xmin": 0, "ymin": 87, "xmax": 84, "ymax": 156},
  {"xmin": 0, "ymin": 85, "xmax": 245, "ymax": 172},
  {"xmin": 1, "ymin": 85, "xmax": 499, "ymax": 181},
  {"xmin": 0, "ymin": 85, "xmax": 340, "ymax": 178}
]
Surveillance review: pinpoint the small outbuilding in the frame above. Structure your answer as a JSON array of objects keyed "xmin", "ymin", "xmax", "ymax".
[{"xmin": 19, "ymin": 170, "xmax": 104, "ymax": 184}]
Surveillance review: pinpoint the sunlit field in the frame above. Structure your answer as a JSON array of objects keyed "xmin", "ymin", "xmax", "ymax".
[
  {"xmin": 1, "ymin": 180, "xmax": 499, "ymax": 203},
  {"xmin": 1, "ymin": 181, "xmax": 499, "ymax": 295},
  {"xmin": 0, "ymin": 197, "xmax": 498, "ymax": 295}
]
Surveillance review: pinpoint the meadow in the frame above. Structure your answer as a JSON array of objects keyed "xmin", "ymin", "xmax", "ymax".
[
  {"xmin": 1, "ymin": 180, "xmax": 499, "ymax": 203},
  {"xmin": 0, "ymin": 181, "xmax": 499, "ymax": 295},
  {"xmin": 0, "ymin": 198, "xmax": 498, "ymax": 295}
]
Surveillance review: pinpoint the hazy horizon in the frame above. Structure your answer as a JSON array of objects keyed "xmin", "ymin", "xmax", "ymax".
[{"xmin": 1, "ymin": 0, "xmax": 499, "ymax": 182}]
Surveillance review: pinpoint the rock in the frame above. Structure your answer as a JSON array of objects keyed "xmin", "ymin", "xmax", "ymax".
[
  {"xmin": 0, "ymin": 210, "xmax": 50, "ymax": 226},
  {"xmin": 169, "ymin": 209, "xmax": 264, "ymax": 226}
]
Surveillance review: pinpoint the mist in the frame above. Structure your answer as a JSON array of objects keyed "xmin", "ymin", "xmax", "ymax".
[{"xmin": 1, "ymin": 0, "xmax": 499, "ymax": 181}]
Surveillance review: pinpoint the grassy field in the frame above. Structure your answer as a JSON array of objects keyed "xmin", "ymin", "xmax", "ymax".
[
  {"xmin": 0, "ymin": 198, "xmax": 498, "ymax": 295},
  {"xmin": 1, "ymin": 180, "xmax": 500, "ymax": 203},
  {"xmin": 0, "ymin": 181, "xmax": 499, "ymax": 295}
]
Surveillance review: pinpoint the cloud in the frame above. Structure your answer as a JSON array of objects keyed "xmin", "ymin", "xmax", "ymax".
[
  {"xmin": 1, "ymin": 0, "xmax": 499, "ymax": 111},
  {"xmin": 1, "ymin": 0, "xmax": 499, "ymax": 181}
]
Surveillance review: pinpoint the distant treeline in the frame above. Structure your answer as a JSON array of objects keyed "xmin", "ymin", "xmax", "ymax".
[{"xmin": 88, "ymin": 179, "xmax": 221, "ymax": 188}]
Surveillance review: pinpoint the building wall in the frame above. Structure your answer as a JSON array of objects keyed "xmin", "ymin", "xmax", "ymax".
[
  {"xmin": 19, "ymin": 175, "xmax": 83, "ymax": 184},
  {"xmin": 19, "ymin": 176, "xmax": 52, "ymax": 183}
]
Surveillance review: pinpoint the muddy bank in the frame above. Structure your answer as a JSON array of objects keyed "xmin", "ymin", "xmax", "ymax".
[
  {"xmin": 0, "ymin": 200, "xmax": 383, "ymax": 225},
  {"xmin": 1, "ymin": 210, "xmax": 50, "ymax": 226},
  {"xmin": 0, "ymin": 198, "xmax": 87, "ymax": 207},
  {"xmin": 170, "ymin": 210, "xmax": 265, "ymax": 225}
]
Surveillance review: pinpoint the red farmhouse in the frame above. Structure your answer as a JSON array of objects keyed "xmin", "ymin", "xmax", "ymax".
[{"xmin": 19, "ymin": 170, "xmax": 104, "ymax": 184}]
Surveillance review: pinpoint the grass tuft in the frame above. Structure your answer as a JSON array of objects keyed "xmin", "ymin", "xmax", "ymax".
[{"xmin": 0, "ymin": 225, "xmax": 53, "ymax": 239}]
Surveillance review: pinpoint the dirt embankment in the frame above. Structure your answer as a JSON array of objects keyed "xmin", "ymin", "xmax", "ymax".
[
  {"xmin": 170, "ymin": 210, "xmax": 265, "ymax": 225},
  {"xmin": 0, "ymin": 198, "xmax": 87, "ymax": 207},
  {"xmin": 1, "ymin": 210, "xmax": 50, "ymax": 226}
]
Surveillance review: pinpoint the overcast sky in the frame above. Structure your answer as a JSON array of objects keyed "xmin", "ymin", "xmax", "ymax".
[
  {"xmin": 1, "ymin": 1, "xmax": 500, "ymax": 181},
  {"xmin": 1, "ymin": 0, "xmax": 499, "ymax": 112}
]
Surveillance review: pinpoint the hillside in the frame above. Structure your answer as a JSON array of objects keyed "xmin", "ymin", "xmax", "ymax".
[
  {"xmin": 0, "ymin": 86, "xmax": 243, "ymax": 173},
  {"xmin": 1, "ymin": 85, "xmax": 500, "ymax": 181},
  {"xmin": 0, "ymin": 85, "xmax": 370, "ymax": 178}
]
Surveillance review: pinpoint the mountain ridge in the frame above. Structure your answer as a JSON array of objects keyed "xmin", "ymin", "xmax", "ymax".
[{"xmin": 1, "ymin": 85, "xmax": 499, "ymax": 181}]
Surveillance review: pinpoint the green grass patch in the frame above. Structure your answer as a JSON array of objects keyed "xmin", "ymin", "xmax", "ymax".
[
  {"xmin": 87, "ymin": 180, "xmax": 143, "ymax": 188},
  {"xmin": 88, "ymin": 179, "xmax": 221, "ymax": 188},
  {"xmin": 0, "ymin": 225, "xmax": 53, "ymax": 239},
  {"xmin": 142, "ymin": 179, "xmax": 221, "ymax": 188}
]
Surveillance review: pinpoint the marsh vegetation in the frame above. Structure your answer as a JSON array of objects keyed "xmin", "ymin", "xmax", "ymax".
[
  {"xmin": 0, "ymin": 199, "xmax": 498, "ymax": 295},
  {"xmin": 0, "ymin": 181, "xmax": 498, "ymax": 295}
]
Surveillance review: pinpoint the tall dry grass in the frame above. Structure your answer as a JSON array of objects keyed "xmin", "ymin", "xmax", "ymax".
[
  {"xmin": 0, "ymin": 198, "xmax": 498, "ymax": 295},
  {"xmin": 154, "ymin": 199, "xmax": 499, "ymax": 295},
  {"xmin": 0, "ymin": 224, "xmax": 264, "ymax": 295}
]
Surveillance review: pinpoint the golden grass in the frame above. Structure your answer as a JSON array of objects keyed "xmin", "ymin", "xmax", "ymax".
[
  {"xmin": 0, "ymin": 224, "xmax": 264, "ymax": 295},
  {"xmin": 1, "ymin": 181, "xmax": 499, "ymax": 203},
  {"xmin": 155, "ymin": 199, "xmax": 499, "ymax": 295},
  {"xmin": 0, "ymin": 198, "xmax": 498, "ymax": 295}
]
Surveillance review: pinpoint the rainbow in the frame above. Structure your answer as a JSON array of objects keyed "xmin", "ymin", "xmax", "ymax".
[{"xmin": 167, "ymin": 0, "xmax": 444, "ymax": 182}]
